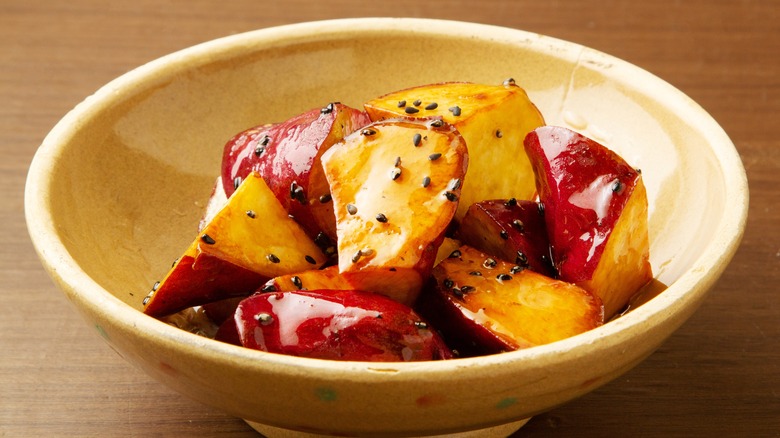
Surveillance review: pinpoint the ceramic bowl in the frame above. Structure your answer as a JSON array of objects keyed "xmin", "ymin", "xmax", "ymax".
[{"xmin": 25, "ymin": 18, "xmax": 747, "ymax": 437}]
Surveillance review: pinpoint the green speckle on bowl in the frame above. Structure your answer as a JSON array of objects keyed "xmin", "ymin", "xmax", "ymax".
[
  {"xmin": 496, "ymin": 397, "xmax": 517, "ymax": 409},
  {"xmin": 95, "ymin": 324, "xmax": 109, "ymax": 341},
  {"xmin": 315, "ymin": 387, "xmax": 338, "ymax": 402}
]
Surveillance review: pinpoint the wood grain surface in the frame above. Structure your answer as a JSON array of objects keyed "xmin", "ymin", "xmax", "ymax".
[{"xmin": 2, "ymin": 1, "xmax": 778, "ymax": 436}]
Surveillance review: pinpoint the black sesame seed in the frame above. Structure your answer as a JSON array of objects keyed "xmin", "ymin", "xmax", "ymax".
[
  {"xmin": 405, "ymin": 107, "xmax": 420, "ymax": 114},
  {"xmin": 483, "ymin": 258, "xmax": 497, "ymax": 268},
  {"xmin": 318, "ymin": 193, "xmax": 332, "ymax": 203},
  {"xmin": 142, "ymin": 295, "xmax": 151, "ymax": 305},
  {"xmin": 612, "ymin": 180, "xmax": 623, "ymax": 193},
  {"xmin": 448, "ymin": 249, "xmax": 462, "ymax": 259},
  {"xmin": 452, "ymin": 287, "xmax": 463, "ymax": 298},
  {"xmin": 390, "ymin": 167, "xmax": 402, "ymax": 181},
  {"xmin": 495, "ymin": 129, "xmax": 503, "ymax": 138},
  {"xmin": 254, "ymin": 312, "xmax": 274, "ymax": 326},
  {"xmin": 375, "ymin": 213, "xmax": 388, "ymax": 223},
  {"xmin": 233, "ymin": 176, "xmax": 243, "ymax": 190},
  {"xmin": 394, "ymin": 156, "xmax": 402, "ymax": 167},
  {"xmin": 510, "ymin": 265, "xmax": 524, "ymax": 274},
  {"xmin": 449, "ymin": 106, "xmax": 462, "ymax": 116},
  {"xmin": 447, "ymin": 178, "xmax": 461, "ymax": 191},
  {"xmin": 290, "ymin": 182, "xmax": 306, "ymax": 203},
  {"xmin": 515, "ymin": 251, "xmax": 529, "ymax": 266},
  {"xmin": 246, "ymin": 210, "xmax": 256, "ymax": 218},
  {"xmin": 200, "ymin": 234, "xmax": 216, "ymax": 245},
  {"xmin": 425, "ymin": 102, "xmax": 438, "ymax": 110},
  {"xmin": 314, "ymin": 232, "xmax": 332, "ymax": 250},
  {"xmin": 291, "ymin": 276, "xmax": 303, "ymax": 289},
  {"xmin": 443, "ymin": 279, "xmax": 454, "ymax": 288},
  {"xmin": 444, "ymin": 191, "xmax": 458, "ymax": 202},
  {"xmin": 504, "ymin": 198, "xmax": 517, "ymax": 207},
  {"xmin": 428, "ymin": 153, "xmax": 442, "ymax": 161},
  {"xmin": 351, "ymin": 250, "xmax": 363, "ymax": 263},
  {"xmin": 305, "ymin": 255, "xmax": 317, "ymax": 264},
  {"xmin": 321, "ymin": 102, "xmax": 336, "ymax": 114},
  {"xmin": 496, "ymin": 273, "xmax": 513, "ymax": 282},
  {"xmin": 260, "ymin": 135, "xmax": 271, "ymax": 146},
  {"xmin": 267, "ymin": 253, "xmax": 281, "ymax": 264},
  {"xmin": 429, "ymin": 119, "xmax": 444, "ymax": 128},
  {"xmin": 397, "ymin": 100, "xmax": 407, "ymax": 107},
  {"xmin": 512, "ymin": 219, "xmax": 524, "ymax": 232},
  {"xmin": 469, "ymin": 271, "xmax": 483, "ymax": 276},
  {"xmin": 422, "ymin": 176, "xmax": 431, "ymax": 188},
  {"xmin": 503, "ymin": 78, "xmax": 516, "ymax": 86},
  {"xmin": 460, "ymin": 285, "xmax": 475, "ymax": 294},
  {"xmin": 500, "ymin": 230, "xmax": 509, "ymax": 240},
  {"xmin": 152, "ymin": 281, "xmax": 160, "ymax": 291},
  {"xmin": 261, "ymin": 284, "xmax": 277, "ymax": 292},
  {"xmin": 413, "ymin": 99, "xmax": 422, "ymax": 107},
  {"xmin": 413, "ymin": 133, "xmax": 422, "ymax": 146},
  {"xmin": 254, "ymin": 145, "xmax": 265, "ymax": 157},
  {"xmin": 346, "ymin": 203, "xmax": 358, "ymax": 215},
  {"xmin": 361, "ymin": 128, "xmax": 377, "ymax": 136},
  {"xmin": 636, "ymin": 168, "xmax": 642, "ymax": 174}
]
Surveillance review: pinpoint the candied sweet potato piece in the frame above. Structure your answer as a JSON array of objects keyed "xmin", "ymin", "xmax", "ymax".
[
  {"xmin": 416, "ymin": 245, "xmax": 603, "ymax": 357},
  {"xmin": 321, "ymin": 119, "xmax": 468, "ymax": 305},
  {"xmin": 143, "ymin": 173, "xmax": 327, "ymax": 317},
  {"xmin": 524, "ymin": 126, "xmax": 653, "ymax": 318},
  {"xmin": 222, "ymin": 103, "xmax": 370, "ymax": 241},
  {"xmin": 233, "ymin": 290, "xmax": 453, "ymax": 361},
  {"xmin": 457, "ymin": 199, "xmax": 555, "ymax": 277},
  {"xmin": 364, "ymin": 81, "xmax": 544, "ymax": 219}
]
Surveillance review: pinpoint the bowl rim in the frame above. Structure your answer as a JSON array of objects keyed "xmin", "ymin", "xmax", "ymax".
[{"xmin": 25, "ymin": 17, "xmax": 749, "ymax": 378}]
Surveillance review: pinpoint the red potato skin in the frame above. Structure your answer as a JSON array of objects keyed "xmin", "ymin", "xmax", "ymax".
[
  {"xmin": 523, "ymin": 126, "xmax": 641, "ymax": 282},
  {"xmin": 201, "ymin": 296, "xmax": 244, "ymax": 326},
  {"xmin": 143, "ymin": 252, "xmax": 263, "ymax": 318},
  {"xmin": 415, "ymin": 279, "xmax": 512, "ymax": 357},
  {"xmin": 233, "ymin": 290, "xmax": 453, "ymax": 361},
  {"xmin": 456, "ymin": 199, "xmax": 556, "ymax": 277},
  {"xmin": 221, "ymin": 104, "xmax": 371, "ymax": 240},
  {"xmin": 215, "ymin": 316, "xmax": 241, "ymax": 346}
]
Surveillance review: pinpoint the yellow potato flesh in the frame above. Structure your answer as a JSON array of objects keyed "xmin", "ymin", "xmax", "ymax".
[
  {"xmin": 321, "ymin": 119, "xmax": 468, "ymax": 304},
  {"xmin": 578, "ymin": 177, "xmax": 653, "ymax": 318},
  {"xmin": 365, "ymin": 82, "xmax": 545, "ymax": 219}
]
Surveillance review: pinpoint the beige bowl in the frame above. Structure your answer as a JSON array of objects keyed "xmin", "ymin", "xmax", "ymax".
[{"xmin": 25, "ymin": 18, "xmax": 747, "ymax": 437}]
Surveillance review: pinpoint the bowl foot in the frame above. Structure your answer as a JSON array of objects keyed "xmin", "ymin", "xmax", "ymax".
[{"xmin": 244, "ymin": 417, "xmax": 530, "ymax": 437}]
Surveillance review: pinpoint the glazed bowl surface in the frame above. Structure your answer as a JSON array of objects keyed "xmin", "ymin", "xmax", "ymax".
[{"xmin": 25, "ymin": 18, "xmax": 747, "ymax": 437}]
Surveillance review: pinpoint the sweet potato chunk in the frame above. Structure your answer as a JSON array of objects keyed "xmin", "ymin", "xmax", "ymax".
[
  {"xmin": 364, "ymin": 81, "xmax": 544, "ymax": 219},
  {"xmin": 233, "ymin": 290, "xmax": 453, "ymax": 361},
  {"xmin": 457, "ymin": 199, "xmax": 555, "ymax": 277},
  {"xmin": 320, "ymin": 119, "xmax": 468, "ymax": 305},
  {"xmin": 143, "ymin": 173, "xmax": 327, "ymax": 317},
  {"xmin": 221, "ymin": 103, "xmax": 370, "ymax": 241},
  {"xmin": 417, "ymin": 245, "xmax": 603, "ymax": 356},
  {"xmin": 524, "ymin": 126, "xmax": 653, "ymax": 318}
]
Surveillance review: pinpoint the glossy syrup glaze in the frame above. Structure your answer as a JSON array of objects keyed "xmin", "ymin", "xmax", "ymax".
[
  {"xmin": 525, "ymin": 126, "xmax": 641, "ymax": 282},
  {"xmin": 234, "ymin": 290, "xmax": 452, "ymax": 361}
]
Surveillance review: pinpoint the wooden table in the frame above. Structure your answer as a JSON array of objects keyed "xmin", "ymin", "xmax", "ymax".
[{"xmin": 2, "ymin": 1, "xmax": 777, "ymax": 436}]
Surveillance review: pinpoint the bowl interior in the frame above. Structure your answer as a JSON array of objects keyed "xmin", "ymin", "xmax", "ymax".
[{"xmin": 26, "ymin": 18, "xmax": 747, "ymax": 435}]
